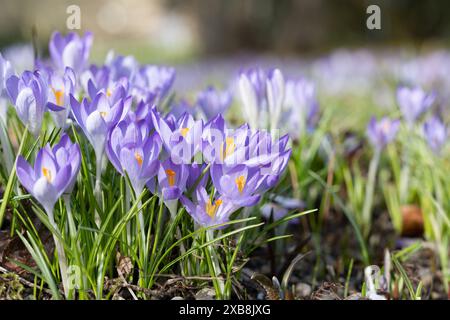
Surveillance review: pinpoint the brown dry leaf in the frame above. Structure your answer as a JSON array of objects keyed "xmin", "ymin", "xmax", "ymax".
[
  {"xmin": 401, "ymin": 205, "xmax": 424, "ymax": 237},
  {"xmin": 116, "ymin": 252, "xmax": 133, "ymax": 277},
  {"xmin": 251, "ymin": 273, "xmax": 280, "ymax": 300}
]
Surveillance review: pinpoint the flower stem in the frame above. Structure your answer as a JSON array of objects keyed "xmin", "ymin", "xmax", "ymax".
[
  {"xmin": 46, "ymin": 206, "xmax": 70, "ymax": 299},
  {"xmin": 362, "ymin": 148, "xmax": 381, "ymax": 237},
  {"xmin": 93, "ymin": 153, "xmax": 103, "ymax": 228},
  {"xmin": 206, "ymin": 229, "xmax": 225, "ymax": 299}
]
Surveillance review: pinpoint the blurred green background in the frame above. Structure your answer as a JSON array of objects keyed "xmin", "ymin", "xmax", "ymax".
[{"xmin": 0, "ymin": 0, "xmax": 449, "ymax": 63}]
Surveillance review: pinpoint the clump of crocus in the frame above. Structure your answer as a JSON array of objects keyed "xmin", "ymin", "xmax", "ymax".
[
  {"xmin": 423, "ymin": 116, "xmax": 448, "ymax": 154},
  {"xmin": 16, "ymin": 135, "xmax": 81, "ymax": 297},
  {"xmin": 6, "ymin": 70, "xmax": 48, "ymax": 136},
  {"xmin": 396, "ymin": 86, "xmax": 435, "ymax": 125},
  {"xmin": 49, "ymin": 31, "xmax": 93, "ymax": 74},
  {"xmin": 196, "ymin": 86, "xmax": 232, "ymax": 120}
]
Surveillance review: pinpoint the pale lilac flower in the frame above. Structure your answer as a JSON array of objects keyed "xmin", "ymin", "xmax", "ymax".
[
  {"xmin": 49, "ymin": 31, "xmax": 93, "ymax": 74},
  {"xmin": 106, "ymin": 116, "xmax": 161, "ymax": 195},
  {"xmin": 16, "ymin": 136, "xmax": 81, "ymax": 213},
  {"xmin": 6, "ymin": 70, "xmax": 48, "ymax": 136}
]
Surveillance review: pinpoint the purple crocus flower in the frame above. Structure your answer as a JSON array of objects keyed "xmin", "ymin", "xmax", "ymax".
[
  {"xmin": 155, "ymin": 158, "xmax": 189, "ymax": 200},
  {"xmin": 396, "ymin": 86, "xmax": 435, "ymax": 124},
  {"xmin": 423, "ymin": 116, "xmax": 447, "ymax": 153},
  {"xmin": 106, "ymin": 117, "xmax": 161, "ymax": 195},
  {"xmin": 16, "ymin": 136, "xmax": 81, "ymax": 213},
  {"xmin": 367, "ymin": 116, "xmax": 400, "ymax": 150},
  {"xmin": 201, "ymin": 115, "xmax": 249, "ymax": 165},
  {"xmin": 196, "ymin": 86, "xmax": 232, "ymax": 120},
  {"xmin": 6, "ymin": 70, "xmax": 48, "ymax": 136},
  {"xmin": 133, "ymin": 65, "xmax": 175, "ymax": 104},
  {"xmin": 211, "ymin": 164, "xmax": 262, "ymax": 207},
  {"xmin": 49, "ymin": 31, "xmax": 93, "ymax": 74},
  {"xmin": 151, "ymin": 109, "xmax": 203, "ymax": 164},
  {"xmin": 180, "ymin": 186, "xmax": 239, "ymax": 228},
  {"xmin": 46, "ymin": 67, "xmax": 76, "ymax": 129},
  {"xmin": 70, "ymin": 93, "xmax": 125, "ymax": 159}
]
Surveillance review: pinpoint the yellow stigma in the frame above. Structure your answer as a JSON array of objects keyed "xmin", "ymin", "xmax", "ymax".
[
  {"xmin": 235, "ymin": 175, "xmax": 246, "ymax": 193},
  {"xmin": 165, "ymin": 169, "xmax": 176, "ymax": 187},
  {"xmin": 180, "ymin": 127, "xmax": 190, "ymax": 137},
  {"xmin": 134, "ymin": 152, "xmax": 143, "ymax": 167},
  {"xmin": 221, "ymin": 137, "xmax": 236, "ymax": 160},
  {"xmin": 100, "ymin": 111, "xmax": 108, "ymax": 118},
  {"xmin": 205, "ymin": 199, "xmax": 223, "ymax": 218},
  {"xmin": 52, "ymin": 88, "xmax": 65, "ymax": 106},
  {"xmin": 106, "ymin": 89, "xmax": 112, "ymax": 97},
  {"xmin": 42, "ymin": 167, "xmax": 52, "ymax": 183}
]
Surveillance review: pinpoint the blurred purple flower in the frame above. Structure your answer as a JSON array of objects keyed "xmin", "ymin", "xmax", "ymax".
[
  {"xmin": 2, "ymin": 43, "xmax": 34, "ymax": 74},
  {"xmin": 0, "ymin": 53, "xmax": 13, "ymax": 122},
  {"xmin": 6, "ymin": 70, "xmax": 48, "ymax": 136},
  {"xmin": 238, "ymin": 68, "xmax": 267, "ymax": 128},
  {"xmin": 196, "ymin": 86, "xmax": 232, "ymax": 120},
  {"xmin": 396, "ymin": 86, "xmax": 435, "ymax": 124},
  {"xmin": 133, "ymin": 65, "xmax": 175, "ymax": 104},
  {"xmin": 105, "ymin": 51, "xmax": 138, "ymax": 82},
  {"xmin": 169, "ymin": 99, "xmax": 196, "ymax": 119},
  {"xmin": 49, "ymin": 31, "xmax": 93, "ymax": 74},
  {"xmin": 266, "ymin": 69, "xmax": 285, "ymax": 131},
  {"xmin": 423, "ymin": 116, "xmax": 447, "ymax": 154},
  {"xmin": 260, "ymin": 196, "xmax": 305, "ymax": 223},
  {"xmin": 16, "ymin": 136, "xmax": 81, "ymax": 213},
  {"xmin": 367, "ymin": 116, "xmax": 400, "ymax": 150},
  {"xmin": 284, "ymin": 78, "xmax": 320, "ymax": 136}
]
